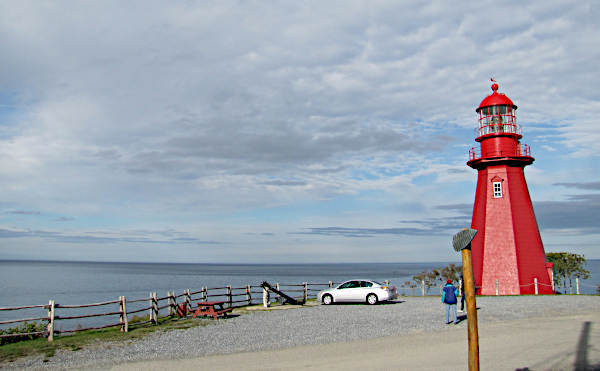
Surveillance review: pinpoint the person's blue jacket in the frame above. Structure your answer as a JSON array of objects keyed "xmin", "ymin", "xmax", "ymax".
[{"xmin": 441, "ymin": 283, "xmax": 459, "ymax": 304}]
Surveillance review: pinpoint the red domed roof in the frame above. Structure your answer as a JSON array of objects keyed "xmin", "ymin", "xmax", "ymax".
[{"xmin": 476, "ymin": 82, "xmax": 517, "ymax": 112}]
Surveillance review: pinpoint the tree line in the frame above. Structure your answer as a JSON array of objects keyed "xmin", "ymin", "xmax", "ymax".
[
  {"xmin": 546, "ymin": 252, "xmax": 590, "ymax": 294},
  {"xmin": 402, "ymin": 263, "xmax": 463, "ymax": 294},
  {"xmin": 400, "ymin": 252, "xmax": 593, "ymax": 295}
]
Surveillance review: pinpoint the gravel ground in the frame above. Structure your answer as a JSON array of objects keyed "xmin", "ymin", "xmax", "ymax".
[{"xmin": 4, "ymin": 295, "xmax": 599, "ymax": 370}]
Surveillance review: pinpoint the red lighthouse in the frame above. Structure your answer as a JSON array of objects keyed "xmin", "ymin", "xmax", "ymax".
[{"xmin": 468, "ymin": 81, "xmax": 553, "ymax": 295}]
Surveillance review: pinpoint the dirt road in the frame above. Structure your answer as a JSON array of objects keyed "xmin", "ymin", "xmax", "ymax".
[{"xmin": 111, "ymin": 310, "xmax": 599, "ymax": 370}]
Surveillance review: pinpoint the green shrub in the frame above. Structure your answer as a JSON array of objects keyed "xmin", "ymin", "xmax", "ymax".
[{"xmin": 0, "ymin": 322, "xmax": 46, "ymax": 345}]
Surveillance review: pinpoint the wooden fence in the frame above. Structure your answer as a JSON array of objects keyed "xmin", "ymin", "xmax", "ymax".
[
  {"xmin": 4, "ymin": 277, "xmax": 592, "ymax": 343},
  {"xmin": 0, "ymin": 281, "xmax": 335, "ymax": 342},
  {"xmin": 403, "ymin": 277, "xmax": 591, "ymax": 296}
]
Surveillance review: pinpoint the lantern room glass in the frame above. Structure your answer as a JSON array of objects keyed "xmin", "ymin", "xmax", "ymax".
[{"xmin": 478, "ymin": 105, "xmax": 517, "ymax": 136}]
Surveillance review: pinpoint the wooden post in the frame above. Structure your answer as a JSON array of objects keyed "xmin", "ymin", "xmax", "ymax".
[
  {"xmin": 170, "ymin": 291, "xmax": 177, "ymax": 317},
  {"xmin": 328, "ymin": 281, "xmax": 333, "ymax": 288},
  {"xmin": 167, "ymin": 291, "xmax": 173, "ymax": 317},
  {"xmin": 276, "ymin": 283, "xmax": 280, "ymax": 303},
  {"xmin": 303, "ymin": 282, "xmax": 308, "ymax": 302},
  {"xmin": 149, "ymin": 292, "xmax": 158, "ymax": 324},
  {"xmin": 246, "ymin": 285, "xmax": 251, "ymax": 306},
  {"xmin": 421, "ymin": 280, "xmax": 425, "ymax": 296},
  {"xmin": 534, "ymin": 278, "xmax": 538, "ymax": 295},
  {"xmin": 462, "ymin": 245, "xmax": 480, "ymax": 371},
  {"xmin": 155, "ymin": 292, "xmax": 159, "ymax": 322},
  {"xmin": 148, "ymin": 292, "xmax": 153, "ymax": 323},
  {"xmin": 227, "ymin": 285, "xmax": 232, "ymax": 308},
  {"xmin": 576, "ymin": 278, "xmax": 580, "ymax": 295},
  {"xmin": 119, "ymin": 296, "xmax": 128, "ymax": 332},
  {"xmin": 263, "ymin": 285, "xmax": 270, "ymax": 307},
  {"xmin": 185, "ymin": 289, "xmax": 191, "ymax": 312},
  {"xmin": 495, "ymin": 279, "xmax": 499, "ymax": 295},
  {"xmin": 47, "ymin": 300, "xmax": 55, "ymax": 342},
  {"xmin": 202, "ymin": 287, "xmax": 207, "ymax": 302}
]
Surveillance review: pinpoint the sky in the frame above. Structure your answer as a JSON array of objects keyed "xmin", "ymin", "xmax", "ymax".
[{"xmin": 0, "ymin": 1, "xmax": 598, "ymax": 263}]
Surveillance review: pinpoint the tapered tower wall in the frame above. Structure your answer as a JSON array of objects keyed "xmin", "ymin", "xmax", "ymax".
[{"xmin": 507, "ymin": 169, "xmax": 553, "ymax": 294}]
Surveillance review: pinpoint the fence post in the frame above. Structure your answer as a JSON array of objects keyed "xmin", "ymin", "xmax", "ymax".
[
  {"xmin": 171, "ymin": 291, "xmax": 177, "ymax": 317},
  {"xmin": 155, "ymin": 292, "xmax": 160, "ymax": 322},
  {"xmin": 246, "ymin": 284, "xmax": 251, "ymax": 306},
  {"xmin": 576, "ymin": 278, "xmax": 580, "ymax": 295},
  {"xmin": 534, "ymin": 278, "xmax": 538, "ymax": 295},
  {"xmin": 202, "ymin": 287, "xmax": 207, "ymax": 302},
  {"xmin": 276, "ymin": 283, "xmax": 281, "ymax": 303},
  {"xmin": 421, "ymin": 280, "xmax": 425, "ymax": 296},
  {"xmin": 303, "ymin": 282, "xmax": 308, "ymax": 302},
  {"xmin": 328, "ymin": 281, "xmax": 333, "ymax": 288},
  {"xmin": 185, "ymin": 289, "xmax": 192, "ymax": 311},
  {"xmin": 148, "ymin": 292, "xmax": 153, "ymax": 323},
  {"xmin": 149, "ymin": 292, "xmax": 158, "ymax": 324},
  {"xmin": 47, "ymin": 300, "xmax": 55, "ymax": 342},
  {"xmin": 119, "ymin": 296, "xmax": 128, "ymax": 332},
  {"xmin": 167, "ymin": 291, "xmax": 173, "ymax": 317},
  {"xmin": 227, "ymin": 285, "xmax": 232, "ymax": 308},
  {"xmin": 263, "ymin": 285, "xmax": 270, "ymax": 308},
  {"xmin": 495, "ymin": 279, "xmax": 499, "ymax": 296}
]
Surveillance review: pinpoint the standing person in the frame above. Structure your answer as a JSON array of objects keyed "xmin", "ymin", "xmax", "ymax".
[
  {"xmin": 460, "ymin": 274, "xmax": 465, "ymax": 312},
  {"xmin": 442, "ymin": 279, "xmax": 459, "ymax": 324}
]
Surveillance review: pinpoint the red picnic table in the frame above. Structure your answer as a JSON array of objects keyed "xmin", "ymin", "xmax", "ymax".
[{"xmin": 191, "ymin": 301, "xmax": 232, "ymax": 320}]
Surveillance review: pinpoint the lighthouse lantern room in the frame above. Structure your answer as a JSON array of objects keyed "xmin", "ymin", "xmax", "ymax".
[{"xmin": 467, "ymin": 81, "xmax": 554, "ymax": 295}]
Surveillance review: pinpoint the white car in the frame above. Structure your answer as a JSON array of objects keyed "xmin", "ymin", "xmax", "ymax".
[{"xmin": 318, "ymin": 280, "xmax": 398, "ymax": 305}]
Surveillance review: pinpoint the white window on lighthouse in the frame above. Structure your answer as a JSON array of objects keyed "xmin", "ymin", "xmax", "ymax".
[{"xmin": 493, "ymin": 182, "xmax": 503, "ymax": 198}]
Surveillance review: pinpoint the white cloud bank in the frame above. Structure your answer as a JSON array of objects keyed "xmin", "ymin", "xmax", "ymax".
[{"xmin": 0, "ymin": 1, "xmax": 598, "ymax": 262}]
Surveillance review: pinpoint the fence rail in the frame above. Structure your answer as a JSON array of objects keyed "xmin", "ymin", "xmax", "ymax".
[{"xmin": 0, "ymin": 281, "xmax": 332, "ymax": 342}]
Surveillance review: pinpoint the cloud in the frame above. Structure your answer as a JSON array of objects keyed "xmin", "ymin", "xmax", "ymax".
[
  {"xmin": 260, "ymin": 180, "xmax": 307, "ymax": 186},
  {"xmin": 534, "ymin": 194, "xmax": 600, "ymax": 233},
  {"xmin": 0, "ymin": 1, "xmax": 598, "ymax": 261},
  {"xmin": 296, "ymin": 214, "xmax": 471, "ymax": 238},
  {"xmin": 6, "ymin": 210, "xmax": 41, "ymax": 215},
  {"xmin": 553, "ymin": 181, "xmax": 600, "ymax": 191},
  {"xmin": 0, "ymin": 228, "xmax": 219, "ymax": 245},
  {"xmin": 435, "ymin": 196, "xmax": 600, "ymax": 234}
]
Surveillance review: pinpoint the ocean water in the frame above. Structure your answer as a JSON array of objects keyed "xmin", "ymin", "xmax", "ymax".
[
  {"xmin": 0, "ymin": 260, "xmax": 445, "ymax": 330},
  {"xmin": 1, "ymin": 260, "xmax": 598, "ymax": 331}
]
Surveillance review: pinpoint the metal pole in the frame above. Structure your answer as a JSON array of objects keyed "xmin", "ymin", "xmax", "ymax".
[{"xmin": 462, "ymin": 245, "xmax": 480, "ymax": 371}]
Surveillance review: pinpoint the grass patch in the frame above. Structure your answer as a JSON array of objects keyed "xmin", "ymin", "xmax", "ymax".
[{"xmin": 0, "ymin": 316, "xmax": 212, "ymax": 364}]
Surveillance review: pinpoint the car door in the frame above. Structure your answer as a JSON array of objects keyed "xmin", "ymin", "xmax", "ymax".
[
  {"xmin": 350, "ymin": 281, "xmax": 372, "ymax": 301},
  {"xmin": 336, "ymin": 281, "xmax": 361, "ymax": 301}
]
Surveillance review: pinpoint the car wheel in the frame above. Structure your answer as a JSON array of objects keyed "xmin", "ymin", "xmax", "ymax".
[
  {"xmin": 366, "ymin": 293, "xmax": 378, "ymax": 305},
  {"xmin": 322, "ymin": 294, "xmax": 333, "ymax": 305}
]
